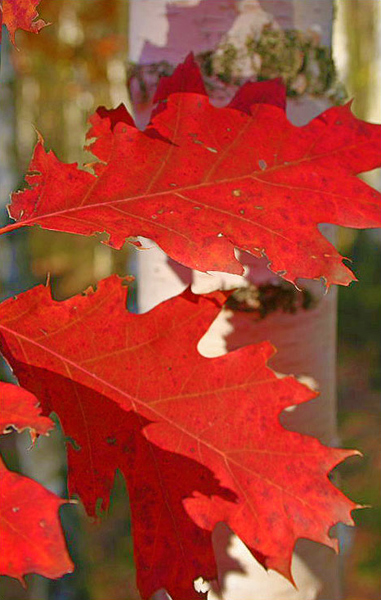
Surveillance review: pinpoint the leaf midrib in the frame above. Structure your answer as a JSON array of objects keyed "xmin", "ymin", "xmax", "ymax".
[{"xmin": 3, "ymin": 137, "xmax": 370, "ymax": 241}]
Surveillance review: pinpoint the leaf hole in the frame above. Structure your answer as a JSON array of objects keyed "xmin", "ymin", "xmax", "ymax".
[{"xmin": 194, "ymin": 577, "xmax": 210, "ymax": 593}]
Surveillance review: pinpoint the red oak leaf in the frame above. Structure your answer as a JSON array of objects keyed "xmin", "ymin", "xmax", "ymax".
[
  {"xmin": 1, "ymin": 59, "xmax": 380, "ymax": 285},
  {"xmin": 0, "ymin": 383, "xmax": 73, "ymax": 582},
  {"xmin": 0, "ymin": 381, "xmax": 53, "ymax": 437},
  {"xmin": 2, "ymin": 0, "xmax": 49, "ymax": 45},
  {"xmin": 0, "ymin": 276, "xmax": 359, "ymax": 598}
]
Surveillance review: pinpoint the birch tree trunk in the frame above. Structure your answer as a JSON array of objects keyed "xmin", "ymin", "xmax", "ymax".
[{"xmin": 129, "ymin": 2, "xmax": 341, "ymax": 598}]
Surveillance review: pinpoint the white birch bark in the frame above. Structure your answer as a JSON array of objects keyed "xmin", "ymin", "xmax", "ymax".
[{"xmin": 129, "ymin": 2, "xmax": 341, "ymax": 599}]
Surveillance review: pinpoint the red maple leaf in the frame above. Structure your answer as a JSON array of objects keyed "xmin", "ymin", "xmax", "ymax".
[
  {"xmin": 2, "ymin": 0, "xmax": 49, "ymax": 45},
  {"xmin": 0, "ymin": 382, "xmax": 73, "ymax": 582},
  {"xmin": 0, "ymin": 276, "xmax": 359, "ymax": 598},
  {"xmin": 1, "ymin": 57, "xmax": 380, "ymax": 286}
]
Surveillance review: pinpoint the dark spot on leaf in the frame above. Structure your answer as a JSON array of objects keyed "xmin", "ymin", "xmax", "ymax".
[
  {"xmin": 65, "ymin": 436, "xmax": 81, "ymax": 451},
  {"xmin": 258, "ymin": 159, "xmax": 267, "ymax": 171}
]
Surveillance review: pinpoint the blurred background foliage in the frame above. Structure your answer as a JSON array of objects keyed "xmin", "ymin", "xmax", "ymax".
[{"xmin": 0, "ymin": 1, "xmax": 380, "ymax": 599}]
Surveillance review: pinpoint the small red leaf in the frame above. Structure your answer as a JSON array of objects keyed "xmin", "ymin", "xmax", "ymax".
[
  {"xmin": 0, "ymin": 382, "xmax": 72, "ymax": 582},
  {"xmin": 0, "ymin": 276, "xmax": 359, "ymax": 597},
  {"xmin": 154, "ymin": 52, "xmax": 207, "ymax": 105},
  {"xmin": 0, "ymin": 457, "xmax": 73, "ymax": 582},
  {"xmin": 3, "ymin": 0, "xmax": 49, "ymax": 45},
  {"xmin": 228, "ymin": 77, "xmax": 286, "ymax": 113}
]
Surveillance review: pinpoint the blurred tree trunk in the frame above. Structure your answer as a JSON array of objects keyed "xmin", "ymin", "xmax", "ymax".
[
  {"xmin": 335, "ymin": 0, "xmax": 380, "ymax": 120},
  {"xmin": 129, "ymin": 1, "xmax": 343, "ymax": 599},
  {"xmin": 0, "ymin": 24, "xmax": 18, "ymax": 294}
]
